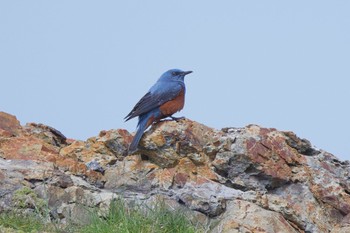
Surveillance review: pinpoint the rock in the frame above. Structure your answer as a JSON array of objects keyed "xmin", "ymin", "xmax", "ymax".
[
  {"xmin": 212, "ymin": 125, "xmax": 305, "ymax": 192},
  {"xmin": 86, "ymin": 160, "xmax": 105, "ymax": 173},
  {"xmin": 0, "ymin": 112, "xmax": 21, "ymax": 136},
  {"xmin": 307, "ymin": 152, "xmax": 350, "ymax": 216},
  {"xmin": 171, "ymin": 180, "xmax": 243, "ymax": 217},
  {"xmin": 0, "ymin": 121, "xmax": 103, "ymax": 185},
  {"xmin": 261, "ymin": 182, "xmax": 335, "ymax": 232},
  {"xmin": 0, "ymin": 111, "xmax": 350, "ymax": 233},
  {"xmin": 59, "ymin": 129, "xmax": 132, "ymax": 170},
  {"xmin": 104, "ymin": 155, "xmax": 158, "ymax": 193},
  {"xmin": 139, "ymin": 119, "xmax": 216, "ymax": 167},
  {"xmin": 0, "ymin": 158, "xmax": 54, "ymax": 181},
  {"xmin": 212, "ymin": 200, "xmax": 298, "ymax": 233},
  {"xmin": 24, "ymin": 123, "xmax": 67, "ymax": 146},
  {"xmin": 284, "ymin": 131, "xmax": 320, "ymax": 156},
  {"xmin": 50, "ymin": 171, "xmax": 74, "ymax": 188}
]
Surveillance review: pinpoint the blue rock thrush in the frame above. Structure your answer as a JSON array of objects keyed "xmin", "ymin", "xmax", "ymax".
[{"xmin": 125, "ymin": 69, "xmax": 192, "ymax": 154}]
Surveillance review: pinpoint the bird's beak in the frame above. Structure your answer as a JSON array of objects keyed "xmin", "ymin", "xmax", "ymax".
[{"xmin": 183, "ymin": 71, "xmax": 193, "ymax": 76}]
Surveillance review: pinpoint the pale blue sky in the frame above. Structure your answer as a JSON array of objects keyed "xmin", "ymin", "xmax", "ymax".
[{"xmin": 1, "ymin": 1, "xmax": 349, "ymax": 161}]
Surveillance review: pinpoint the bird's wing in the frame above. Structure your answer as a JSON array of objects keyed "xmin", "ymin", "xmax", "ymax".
[{"xmin": 125, "ymin": 82, "xmax": 184, "ymax": 121}]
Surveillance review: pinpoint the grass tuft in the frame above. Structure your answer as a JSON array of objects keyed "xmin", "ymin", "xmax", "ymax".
[
  {"xmin": 78, "ymin": 198, "xmax": 202, "ymax": 233},
  {"xmin": 0, "ymin": 198, "xmax": 203, "ymax": 233},
  {"xmin": 0, "ymin": 212, "xmax": 52, "ymax": 232}
]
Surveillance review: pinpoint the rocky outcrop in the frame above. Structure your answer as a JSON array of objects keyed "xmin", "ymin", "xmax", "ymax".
[{"xmin": 0, "ymin": 111, "xmax": 349, "ymax": 232}]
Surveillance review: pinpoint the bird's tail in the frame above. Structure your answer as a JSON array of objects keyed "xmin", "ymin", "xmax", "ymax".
[{"xmin": 128, "ymin": 113, "xmax": 151, "ymax": 154}]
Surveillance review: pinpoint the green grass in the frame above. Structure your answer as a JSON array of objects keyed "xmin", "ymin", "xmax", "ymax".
[
  {"xmin": 0, "ymin": 198, "xmax": 203, "ymax": 233},
  {"xmin": 0, "ymin": 186, "xmax": 55, "ymax": 232},
  {"xmin": 0, "ymin": 212, "xmax": 54, "ymax": 232},
  {"xmin": 78, "ymin": 198, "xmax": 203, "ymax": 233}
]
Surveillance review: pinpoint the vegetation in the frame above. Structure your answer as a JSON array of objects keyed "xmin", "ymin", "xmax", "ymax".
[
  {"xmin": 12, "ymin": 186, "xmax": 46, "ymax": 214},
  {"xmin": 0, "ymin": 187, "xmax": 55, "ymax": 232},
  {"xmin": 0, "ymin": 212, "xmax": 53, "ymax": 233},
  {"xmin": 0, "ymin": 197, "xmax": 203, "ymax": 233},
  {"xmin": 78, "ymin": 198, "xmax": 202, "ymax": 233}
]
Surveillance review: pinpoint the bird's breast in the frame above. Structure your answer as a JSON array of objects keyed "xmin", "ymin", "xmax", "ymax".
[{"xmin": 159, "ymin": 89, "xmax": 185, "ymax": 116}]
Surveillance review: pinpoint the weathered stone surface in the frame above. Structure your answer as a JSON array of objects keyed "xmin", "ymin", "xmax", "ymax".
[
  {"xmin": 24, "ymin": 123, "xmax": 67, "ymax": 147},
  {"xmin": 0, "ymin": 112, "xmax": 21, "ymax": 136},
  {"xmin": 104, "ymin": 154, "xmax": 158, "ymax": 192},
  {"xmin": 139, "ymin": 119, "xmax": 216, "ymax": 167},
  {"xmin": 261, "ymin": 182, "xmax": 335, "ymax": 232},
  {"xmin": 0, "ymin": 111, "xmax": 349, "ymax": 233},
  {"xmin": 307, "ymin": 152, "xmax": 350, "ymax": 216},
  {"xmin": 212, "ymin": 200, "xmax": 298, "ymax": 233},
  {"xmin": 212, "ymin": 125, "xmax": 306, "ymax": 192},
  {"xmin": 0, "ymin": 158, "xmax": 54, "ymax": 181},
  {"xmin": 0, "ymin": 135, "xmax": 59, "ymax": 161},
  {"xmin": 60, "ymin": 129, "xmax": 132, "ymax": 168},
  {"xmin": 0, "ymin": 123, "xmax": 103, "ymax": 185}
]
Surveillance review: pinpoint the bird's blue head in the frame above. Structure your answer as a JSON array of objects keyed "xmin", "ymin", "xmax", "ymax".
[{"xmin": 158, "ymin": 69, "xmax": 193, "ymax": 82}]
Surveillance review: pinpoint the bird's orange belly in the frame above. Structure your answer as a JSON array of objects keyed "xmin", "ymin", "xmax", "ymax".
[{"xmin": 159, "ymin": 90, "xmax": 185, "ymax": 116}]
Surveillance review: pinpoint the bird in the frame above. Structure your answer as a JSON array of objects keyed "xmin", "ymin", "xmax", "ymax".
[{"xmin": 125, "ymin": 69, "xmax": 192, "ymax": 154}]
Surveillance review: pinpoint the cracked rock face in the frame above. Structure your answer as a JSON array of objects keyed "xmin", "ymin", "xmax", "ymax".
[{"xmin": 1, "ymin": 111, "xmax": 350, "ymax": 233}]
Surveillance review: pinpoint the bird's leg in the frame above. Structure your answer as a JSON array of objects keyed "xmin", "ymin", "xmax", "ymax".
[{"xmin": 170, "ymin": 116, "xmax": 185, "ymax": 122}]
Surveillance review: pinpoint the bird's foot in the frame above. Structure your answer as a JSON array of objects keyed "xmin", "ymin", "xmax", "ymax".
[{"xmin": 170, "ymin": 116, "xmax": 185, "ymax": 122}]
